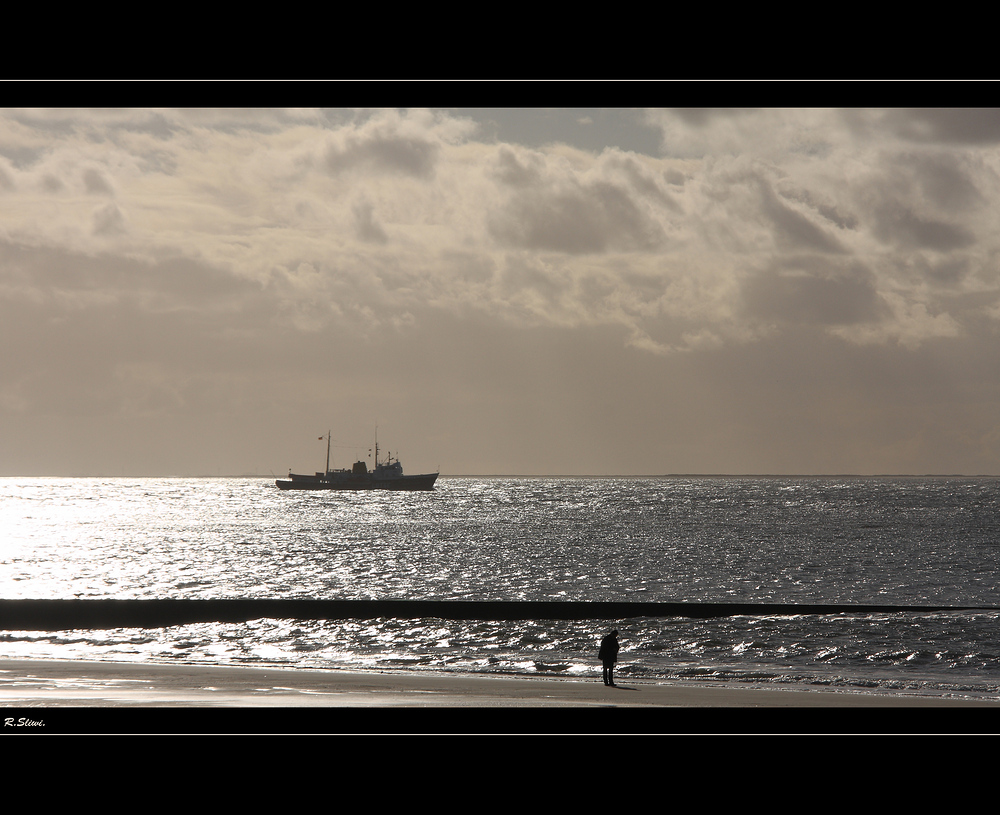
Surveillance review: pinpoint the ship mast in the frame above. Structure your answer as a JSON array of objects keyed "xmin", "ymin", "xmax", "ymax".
[{"xmin": 325, "ymin": 431, "xmax": 331, "ymax": 475}]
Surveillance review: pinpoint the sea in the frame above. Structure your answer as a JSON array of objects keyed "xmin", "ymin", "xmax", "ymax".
[{"xmin": 3, "ymin": 475, "xmax": 1000, "ymax": 705}]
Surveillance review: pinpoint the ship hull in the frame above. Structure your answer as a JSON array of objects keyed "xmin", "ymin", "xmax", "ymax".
[{"xmin": 275, "ymin": 472, "xmax": 438, "ymax": 491}]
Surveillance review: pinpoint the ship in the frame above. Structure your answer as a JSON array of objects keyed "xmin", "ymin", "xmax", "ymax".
[{"xmin": 275, "ymin": 432, "xmax": 439, "ymax": 491}]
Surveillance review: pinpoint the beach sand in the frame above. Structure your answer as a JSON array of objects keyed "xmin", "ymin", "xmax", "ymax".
[
  {"xmin": 4, "ymin": 661, "xmax": 996, "ymax": 736},
  {"xmin": 2, "ymin": 658, "xmax": 996, "ymax": 712}
]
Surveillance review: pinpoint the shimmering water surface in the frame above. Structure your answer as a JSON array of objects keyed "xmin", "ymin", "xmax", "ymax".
[{"xmin": 3, "ymin": 475, "xmax": 1000, "ymax": 700}]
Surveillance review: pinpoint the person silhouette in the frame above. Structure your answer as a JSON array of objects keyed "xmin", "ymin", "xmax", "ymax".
[{"xmin": 599, "ymin": 629, "xmax": 619, "ymax": 686}]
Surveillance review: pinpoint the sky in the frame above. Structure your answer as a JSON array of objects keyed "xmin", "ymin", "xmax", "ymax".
[{"xmin": 3, "ymin": 102, "xmax": 1000, "ymax": 476}]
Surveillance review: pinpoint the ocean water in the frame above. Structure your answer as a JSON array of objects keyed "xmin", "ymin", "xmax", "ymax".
[{"xmin": 2, "ymin": 475, "xmax": 1000, "ymax": 702}]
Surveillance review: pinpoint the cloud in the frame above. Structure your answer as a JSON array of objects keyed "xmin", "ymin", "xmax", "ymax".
[
  {"xmin": 742, "ymin": 264, "xmax": 885, "ymax": 327},
  {"xmin": 83, "ymin": 167, "xmax": 114, "ymax": 195},
  {"xmin": 870, "ymin": 202, "xmax": 975, "ymax": 252},
  {"xmin": 352, "ymin": 199, "xmax": 388, "ymax": 244},
  {"xmin": 319, "ymin": 108, "xmax": 473, "ymax": 179},
  {"xmin": 92, "ymin": 201, "xmax": 127, "ymax": 235},
  {"xmin": 325, "ymin": 129, "xmax": 439, "ymax": 178},
  {"xmin": 757, "ymin": 179, "xmax": 846, "ymax": 254},
  {"xmin": 4, "ymin": 106, "xmax": 996, "ymax": 358},
  {"xmin": 848, "ymin": 108, "xmax": 1000, "ymax": 145},
  {"xmin": 488, "ymin": 178, "xmax": 665, "ymax": 254}
]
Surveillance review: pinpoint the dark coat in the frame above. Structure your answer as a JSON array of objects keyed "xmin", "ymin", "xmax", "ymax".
[{"xmin": 598, "ymin": 632, "xmax": 619, "ymax": 665}]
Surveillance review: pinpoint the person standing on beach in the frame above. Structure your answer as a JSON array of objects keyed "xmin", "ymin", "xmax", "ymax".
[{"xmin": 599, "ymin": 629, "xmax": 619, "ymax": 686}]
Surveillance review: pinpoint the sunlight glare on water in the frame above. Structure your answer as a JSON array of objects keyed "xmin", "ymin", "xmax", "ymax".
[{"xmin": 4, "ymin": 475, "xmax": 1000, "ymax": 698}]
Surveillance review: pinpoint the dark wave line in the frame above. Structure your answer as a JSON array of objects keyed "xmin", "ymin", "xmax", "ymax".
[{"xmin": 2, "ymin": 599, "xmax": 998, "ymax": 630}]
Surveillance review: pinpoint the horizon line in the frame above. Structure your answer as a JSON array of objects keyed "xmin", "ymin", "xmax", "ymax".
[{"xmin": 4, "ymin": 472, "xmax": 1000, "ymax": 480}]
